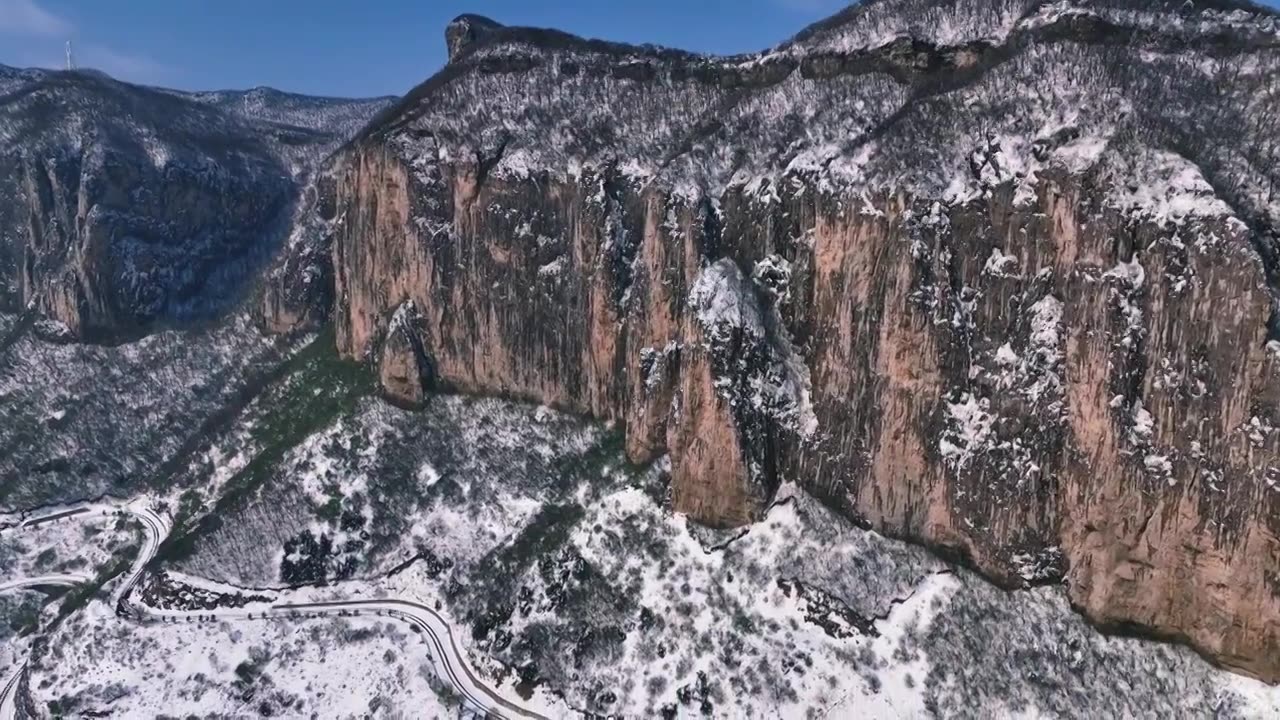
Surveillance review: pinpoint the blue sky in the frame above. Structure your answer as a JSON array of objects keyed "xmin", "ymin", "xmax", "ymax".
[
  {"xmin": 0, "ymin": 0, "xmax": 850, "ymax": 97},
  {"xmin": 1, "ymin": 0, "xmax": 1277, "ymax": 98}
]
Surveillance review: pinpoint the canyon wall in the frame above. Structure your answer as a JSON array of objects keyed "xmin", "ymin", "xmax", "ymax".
[
  {"xmin": 248, "ymin": 0, "xmax": 1280, "ymax": 683},
  {"xmin": 0, "ymin": 69, "xmax": 388, "ymax": 339},
  {"xmin": 3, "ymin": 145, "xmax": 292, "ymax": 339},
  {"xmin": 292, "ymin": 142, "xmax": 1279, "ymax": 681}
]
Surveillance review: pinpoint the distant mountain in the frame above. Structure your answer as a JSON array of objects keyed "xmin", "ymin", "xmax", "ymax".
[
  {"xmin": 0, "ymin": 65, "xmax": 390, "ymax": 339},
  {"xmin": 183, "ymin": 85, "xmax": 396, "ymax": 137},
  {"xmin": 0, "ymin": 64, "xmax": 49, "ymax": 95}
]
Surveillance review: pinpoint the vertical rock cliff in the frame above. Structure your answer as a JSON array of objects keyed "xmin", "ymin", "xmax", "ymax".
[{"xmin": 265, "ymin": 0, "xmax": 1280, "ymax": 681}]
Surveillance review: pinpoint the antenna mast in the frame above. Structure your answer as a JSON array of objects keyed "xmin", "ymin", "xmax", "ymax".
[{"xmin": 65, "ymin": 41, "xmax": 75, "ymax": 71}]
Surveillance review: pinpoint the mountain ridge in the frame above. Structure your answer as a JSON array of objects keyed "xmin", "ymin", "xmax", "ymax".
[{"xmin": 0, "ymin": 63, "xmax": 390, "ymax": 339}]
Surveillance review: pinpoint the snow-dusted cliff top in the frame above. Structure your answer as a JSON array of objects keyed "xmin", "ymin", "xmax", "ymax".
[{"xmin": 364, "ymin": 0, "xmax": 1278, "ymax": 236}]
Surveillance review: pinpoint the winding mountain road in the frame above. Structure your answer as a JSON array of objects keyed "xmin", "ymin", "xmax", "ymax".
[
  {"xmin": 135, "ymin": 597, "xmax": 549, "ymax": 719},
  {"xmin": 0, "ymin": 667, "xmax": 23, "ymax": 720},
  {"xmin": 1, "ymin": 501, "xmax": 549, "ymax": 720},
  {"xmin": 1, "ymin": 502, "xmax": 156, "ymax": 720},
  {"xmin": 0, "ymin": 575, "xmax": 90, "ymax": 594},
  {"xmin": 0, "ymin": 579, "xmax": 90, "ymax": 717}
]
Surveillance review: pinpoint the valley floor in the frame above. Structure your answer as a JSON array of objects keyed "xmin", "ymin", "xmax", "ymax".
[{"xmin": 4, "ymin": 464, "xmax": 1279, "ymax": 718}]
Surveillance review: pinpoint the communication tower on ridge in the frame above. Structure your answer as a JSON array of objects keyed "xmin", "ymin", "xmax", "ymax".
[{"xmin": 65, "ymin": 41, "xmax": 76, "ymax": 71}]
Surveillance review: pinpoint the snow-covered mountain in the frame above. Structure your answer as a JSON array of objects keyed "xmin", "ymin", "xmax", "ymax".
[
  {"xmin": 0, "ymin": 66, "xmax": 390, "ymax": 339},
  {"xmin": 259, "ymin": 0, "xmax": 1280, "ymax": 683},
  {"xmin": 3, "ymin": 1, "xmax": 1280, "ymax": 716}
]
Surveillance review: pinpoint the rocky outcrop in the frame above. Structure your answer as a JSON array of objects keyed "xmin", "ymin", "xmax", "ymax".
[
  {"xmin": 377, "ymin": 300, "xmax": 434, "ymax": 408},
  {"xmin": 446, "ymin": 15, "xmax": 505, "ymax": 63},
  {"xmin": 257, "ymin": 178, "xmax": 341, "ymax": 335},
  {"xmin": 266, "ymin": 0, "xmax": 1280, "ymax": 681}
]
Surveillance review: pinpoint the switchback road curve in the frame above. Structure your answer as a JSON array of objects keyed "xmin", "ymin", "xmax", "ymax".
[{"xmin": 1, "ymin": 501, "xmax": 550, "ymax": 720}]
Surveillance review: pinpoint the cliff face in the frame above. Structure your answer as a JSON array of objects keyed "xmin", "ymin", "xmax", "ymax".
[
  {"xmin": 268, "ymin": 0, "xmax": 1280, "ymax": 681},
  {"xmin": 0, "ymin": 68, "xmax": 389, "ymax": 339}
]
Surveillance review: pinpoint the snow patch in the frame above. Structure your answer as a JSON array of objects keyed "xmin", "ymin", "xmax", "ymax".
[
  {"xmin": 690, "ymin": 259, "xmax": 762, "ymax": 340},
  {"xmin": 940, "ymin": 393, "xmax": 995, "ymax": 469},
  {"xmin": 1131, "ymin": 401, "xmax": 1155, "ymax": 445},
  {"xmin": 1106, "ymin": 150, "xmax": 1232, "ymax": 226},
  {"xmin": 984, "ymin": 247, "xmax": 1020, "ymax": 278}
]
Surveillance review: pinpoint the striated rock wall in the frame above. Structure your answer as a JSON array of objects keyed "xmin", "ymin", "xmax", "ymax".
[{"xmin": 285, "ymin": 142, "xmax": 1280, "ymax": 681}]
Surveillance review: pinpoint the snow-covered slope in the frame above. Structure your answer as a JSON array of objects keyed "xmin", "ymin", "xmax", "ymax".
[{"xmin": 3, "ymin": 1, "xmax": 1280, "ymax": 714}]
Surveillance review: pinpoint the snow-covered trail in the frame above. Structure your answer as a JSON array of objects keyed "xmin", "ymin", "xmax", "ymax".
[{"xmin": 1, "ymin": 501, "xmax": 551, "ymax": 720}]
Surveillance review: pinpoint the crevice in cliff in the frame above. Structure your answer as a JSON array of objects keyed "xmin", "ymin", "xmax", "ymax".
[
  {"xmin": 601, "ymin": 168, "xmax": 640, "ymax": 314},
  {"xmin": 1131, "ymin": 502, "xmax": 1159, "ymax": 546},
  {"xmin": 1108, "ymin": 228, "xmax": 1150, "ymax": 416},
  {"xmin": 473, "ymin": 138, "xmax": 510, "ymax": 197}
]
